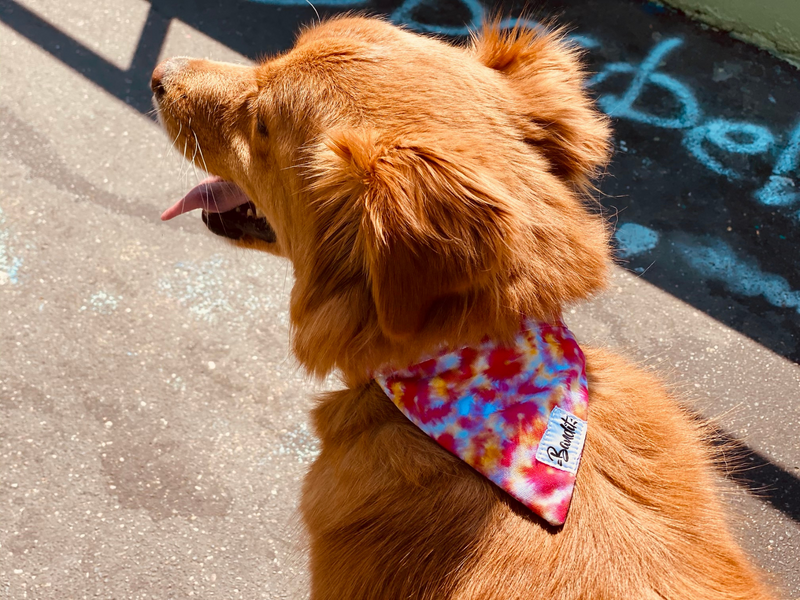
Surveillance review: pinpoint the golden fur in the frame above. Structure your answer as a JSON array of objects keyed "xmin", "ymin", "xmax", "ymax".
[{"xmin": 154, "ymin": 16, "xmax": 777, "ymax": 599}]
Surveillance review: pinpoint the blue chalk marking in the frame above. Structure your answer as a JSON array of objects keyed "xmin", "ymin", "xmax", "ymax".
[
  {"xmin": 391, "ymin": 0, "xmax": 484, "ymax": 36},
  {"xmin": 567, "ymin": 34, "xmax": 600, "ymax": 49},
  {"xmin": 598, "ymin": 38, "xmax": 701, "ymax": 130},
  {"xmin": 684, "ymin": 119, "xmax": 775, "ymax": 179},
  {"xmin": 755, "ymin": 120, "xmax": 800, "ymax": 206},
  {"xmin": 245, "ymin": 0, "xmax": 597, "ymax": 43},
  {"xmin": 80, "ymin": 291, "xmax": 122, "ymax": 314},
  {"xmin": 249, "ymin": 0, "xmax": 366, "ymax": 5},
  {"xmin": 159, "ymin": 255, "xmax": 291, "ymax": 327},
  {"xmin": 6, "ymin": 257, "xmax": 22, "ymax": 285},
  {"xmin": 497, "ymin": 16, "xmax": 542, "ymax": 32},
  {"xmin": 0, "ymin": 207, "xmax": 22, "ymax": 285},
  {"xmin": 256, "ymin": 423, "xmax": 321, "ymax": 467},
  {"xmin": 773, "ymin": 121, "xmax": 800, "ymax": 176},
  {"xmin": 676, "ymin": 238, "xmax": 800, "ymax": 314},
  {"xmin": 489, "ymin": 17, "xmax": 600, "ymax": 48},
  {"xmin": 592, "ymin": 38, "xmax": 798, "ymax": 188},
  {"xmin": 703, "ymin": 120, "xmax": 775, "ymax": 155},
  {"xmin": 614, "ymin": 223, "xmax": 660, "ymax": 258},
  {"xmin": 758, "ymin": 175, "xmax": 799, "ymax": 207}
]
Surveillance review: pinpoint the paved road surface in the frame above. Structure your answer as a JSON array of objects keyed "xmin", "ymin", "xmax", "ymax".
[{"xmin": 1, "ymin": 0, "xmax": 798, "ymax": 598}]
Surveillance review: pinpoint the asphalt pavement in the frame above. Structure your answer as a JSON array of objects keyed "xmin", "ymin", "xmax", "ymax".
[{"xmin": 0, "ymin": 0, "xmax": 798, "ymax": 598}]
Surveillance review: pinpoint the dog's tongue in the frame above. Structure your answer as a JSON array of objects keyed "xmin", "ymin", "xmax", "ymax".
[{"xmin": 161, "ymin": 176, "xmax": 251, "ymax": 221}]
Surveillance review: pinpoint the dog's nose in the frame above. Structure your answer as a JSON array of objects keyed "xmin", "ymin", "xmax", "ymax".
[
  {"xmin": 151, "ymin": 63, "xmax": 167, "ymax": 98},
  {"xmin": 151, "ymin": 58, "xmax": 189, "ymax": 98}
]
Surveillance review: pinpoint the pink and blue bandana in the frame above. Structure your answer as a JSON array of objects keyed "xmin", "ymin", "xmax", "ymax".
[{"xmin": 375, "ymin": 319, "xmax": 589, "ymax": 526}]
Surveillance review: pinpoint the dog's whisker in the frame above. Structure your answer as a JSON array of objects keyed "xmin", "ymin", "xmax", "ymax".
[
  {"xmin": 168, "ymin": 119, "xmax": 183, "ymax": 154},
  {"xmin": 635, "ymin": 260, "xmax": 657, "ymax": 278},
  {"xmin": 165, "ymin": 124, "xmax": 187, "ymax": 199},
  {"xmin": 188, "ymin": 128, "xmax": 202, "ymax": 187},
  {"xmin": 181, "ymin": 134, "xmax": 189, "ymax": 181},
  {"xmin": 192, "ymin": 129, "xmax": 230, "ymax": 238},
  {"xmin": 304, "ymin": 0, "xmax": 321, "ymax": 24}
]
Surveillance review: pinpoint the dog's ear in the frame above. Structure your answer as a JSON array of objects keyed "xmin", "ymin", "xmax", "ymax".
[
  {"xmin": 310, "ymin": 130, "xmax": 513, "ymax": 340},
  {"xmin": 472, "ymin": 23, "xmax": 612, "ymax": 189}
]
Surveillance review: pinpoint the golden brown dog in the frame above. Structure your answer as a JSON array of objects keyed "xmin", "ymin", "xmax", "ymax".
[{"xmin": 153, "ymin": 16, "xmax": 777, "ymax": 599}]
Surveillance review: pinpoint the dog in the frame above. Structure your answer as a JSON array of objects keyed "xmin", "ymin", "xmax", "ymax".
[{"xmin": 153, "ymin": 16, "xmax": 777, "ymax": 599}]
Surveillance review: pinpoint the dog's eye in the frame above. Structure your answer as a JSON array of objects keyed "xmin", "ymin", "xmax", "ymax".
[{"xmin": 256, "ymin": 118, "xmax": 268, "ymax": 137}]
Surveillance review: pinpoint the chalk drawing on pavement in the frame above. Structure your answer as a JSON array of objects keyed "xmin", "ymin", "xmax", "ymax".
[
  {"xmin": 755, "ymin": 120, "xmax": 800, "ymax": 208},
  {"xmin": 615, "ymin": 221, "xmax": 800, "ymax": 315},
  {"xmin": 247, "ymin": 0, "xmax": 600, "ymax": 46},
  {"xmin": 0, "ymin": 207, "xmax": 22, "ymax": 286},
  {"xmin": 80, "ymin": 291, "xmax": 122, "ymax": 314},
  {"xmin": 158, "ymin": 254, "xmax": 290, "ymax": 327},
  {"xmin": 390, "ymin": 0, "xmax": 483, "ymax": 36},
  {"xmin": 682, "ymin": 120, "xmax": 775, "ymax": 179},
  {"xmin": 614, "ymin": 223, "xmax": 660, "ymax": 258},
  {"xmin": 676, "ymin": 237, "xmax": 800, "ymax": 314},
  {"xmin": 594, "ymin": 38, "xmax": 701, "ymax": 130},
  {"xmin": 257, "ymin": 422, "xmax": 320, "ymax": 468},
  {"xmin": 249, "ymin": 0, "xmax": 361, "ymax": 5},
  {"xmin": 590, "ymin": 37, "xmax": 800, "ymax": 213}
]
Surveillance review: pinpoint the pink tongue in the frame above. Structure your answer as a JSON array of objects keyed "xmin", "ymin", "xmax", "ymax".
[{"xmin": 161, "ymin": 176, "xmax": 252, "ymax": 221}]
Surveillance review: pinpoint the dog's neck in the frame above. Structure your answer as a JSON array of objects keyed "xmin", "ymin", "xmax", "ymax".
[
  {"xmin": 372, "ymin": 317, "xmax": 589, "ymax": 526},
  {"xmin": 329, "ymin": 304, "xmax": 567, "ymax": 388}
]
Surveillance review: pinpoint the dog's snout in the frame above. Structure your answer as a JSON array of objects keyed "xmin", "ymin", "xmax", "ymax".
[
  {"xmin": 150, "ymin": 64, "xmax": 167, "ymax": 98},
  {"xmin": 151, "ymin": 58, "xmax": 190, "ymax": 98}
]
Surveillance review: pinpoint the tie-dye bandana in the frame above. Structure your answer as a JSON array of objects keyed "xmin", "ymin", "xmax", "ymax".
[{"xmin": 375, "ymin": 319, "xmax": 589, "ymax": 526}]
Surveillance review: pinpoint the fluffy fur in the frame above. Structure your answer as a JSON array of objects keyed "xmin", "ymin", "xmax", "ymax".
[{"xmin": 154, "ymin": 16, "xmax": 777, "ymax": 599}]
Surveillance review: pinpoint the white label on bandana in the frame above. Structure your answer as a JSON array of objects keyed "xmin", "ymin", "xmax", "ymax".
[{"xmin": 535, "ymin": 406, "xmax": 587, "ymax": 475}]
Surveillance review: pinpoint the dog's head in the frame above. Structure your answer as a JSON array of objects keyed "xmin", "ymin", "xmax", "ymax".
[{"xmin": 154, "ymin": 17, "xmax": 612, "ymax": 379}]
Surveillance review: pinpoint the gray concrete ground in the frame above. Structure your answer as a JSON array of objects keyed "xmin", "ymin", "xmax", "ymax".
[{"xmin": 1, "ymin": 0, "xmax": 799, "ymax": 598}]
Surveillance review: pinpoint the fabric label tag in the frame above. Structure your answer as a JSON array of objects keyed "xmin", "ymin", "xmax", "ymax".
[{"xmin": 535, "ymin": 406, "xmax": 587, "ymax": 475}]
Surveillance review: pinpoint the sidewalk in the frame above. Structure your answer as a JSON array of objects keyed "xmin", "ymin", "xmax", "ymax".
[{"xmin": 0, "ymin": 0, "xmax": 798, "ymax": 597}]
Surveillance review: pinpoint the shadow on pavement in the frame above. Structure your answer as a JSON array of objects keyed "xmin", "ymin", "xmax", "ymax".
[{"xmin": 714, "ymin": 428, "xmax": 800, "ymax": 524}]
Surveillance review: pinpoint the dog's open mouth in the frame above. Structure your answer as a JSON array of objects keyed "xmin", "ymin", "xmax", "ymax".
[{"xmin": 161, "ymin": 176, "xmax": 276, "ymax": 244}]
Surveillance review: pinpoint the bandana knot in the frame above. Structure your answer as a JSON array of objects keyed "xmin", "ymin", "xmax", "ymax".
[{"xmin": 375, "ymin": 318, "xmax": 589, "ymax": 525}]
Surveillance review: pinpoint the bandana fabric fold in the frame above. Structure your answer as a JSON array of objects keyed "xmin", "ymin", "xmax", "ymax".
[{"xmin": 374, "ymin": 319, "xmax": 589, "ymax": 526}]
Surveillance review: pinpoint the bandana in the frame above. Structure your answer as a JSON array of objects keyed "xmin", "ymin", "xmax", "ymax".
[{"xmin": 375, "ymin": 319, "xmax": 589, "ymax": 526}]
